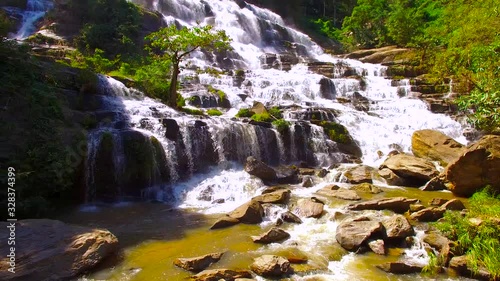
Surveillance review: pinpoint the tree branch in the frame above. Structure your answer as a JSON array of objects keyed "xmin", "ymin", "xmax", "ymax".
[{"xmin": 179, "ymin": 46, "xmax": 201, "ymax": 59}]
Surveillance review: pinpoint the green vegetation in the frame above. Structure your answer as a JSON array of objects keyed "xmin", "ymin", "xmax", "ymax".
[
  {"xmin": 207, "ymin": 109, "xmax": 223, "ymax": 116},
  {"xmin": 145, "ymin": 25, "xmax": 232, "ymax": 107},
  {"xmin": 236, "ymin": 108, "xmax": 255, "ymax": 118},
  {"xmin": 435, "ymin": 188, "xmax": 500, "ymax": 278},
  {"xmin": 250, "ymin": 113, "xmax": 273, "ymax": 123},
  {"xmin": 207, "ymin": 85, "xmax": 227, "ymax": 100},
  {"xmin": 272, "ymin": 119, "xmax": 291, "ymax": 133},
  {"xmin": 315, "ymin": 121, "xmax": 351, "ymax": 144},
  {"xmin": 268, "ymin": 106, "xmax": 283, "ymax": 119},
  {"xmin": 181, "ymin": 107, "xmax": 204, "ymax": 116}
]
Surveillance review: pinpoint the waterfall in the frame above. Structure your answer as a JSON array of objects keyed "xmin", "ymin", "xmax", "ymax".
[{"xmin": 11, "ymin": 0, "xmax": 53, "ymax": 39}]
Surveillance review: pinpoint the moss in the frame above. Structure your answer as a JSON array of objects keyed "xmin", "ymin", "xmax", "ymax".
[
  {"xmin": 235, "ymin": 69, "xmax": 245, "ymax": 77},
  {"xmin": 272, "ymin": 119, "xmax": 290, "ymax": 133},
  {"xmin": 251, "ymin": 113, "xmax": 273, "ymax": 122},
  {"xmin": 236, "ymin": 108, "xmax": 255, "ymax": 118},
  {"xmin": 76, "ymin": 68, "xmax": 98, "ymax": 94},
  {"xmin": 207, "ymin": 109, "xmax": 223, "ymax": 116},
  {"xmin": 268, "ymin": 106, "xmax": 283, "ymax": 119},
  {"xmin": 181, "ymin": 107, "xmax": 204, "ymax": 116},
  {"xmin": 207, "ymin": 85, "xmax": 227, "ymax": 100},
  {"xmin": 314, "ymin": 120, "xmax": 351, "ymax": 144}
]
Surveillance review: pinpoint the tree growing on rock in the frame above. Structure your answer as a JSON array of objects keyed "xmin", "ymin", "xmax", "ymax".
[{"xmin": 145, "ymin": 25, "xmax": 232, "ymax": 107}]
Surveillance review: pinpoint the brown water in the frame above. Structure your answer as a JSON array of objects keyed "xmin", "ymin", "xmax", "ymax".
[{"xmin": 60, "ymin": 186, "xmax": 472, "ymax": 281}]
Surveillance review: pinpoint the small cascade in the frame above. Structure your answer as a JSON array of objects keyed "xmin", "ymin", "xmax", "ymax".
[{"xmin": 11, "ymin": 0, "xmax": 53, "ymax": 39}]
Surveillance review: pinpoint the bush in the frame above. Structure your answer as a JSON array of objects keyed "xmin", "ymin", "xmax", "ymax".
[
  {"xmin": 207, "ymin": 109, "xmax": 223, "ymax": 116},
  {"xmin": 251, "ymin": 113, "xmax": 273, "ymax": 122},
  {"xmin": 236, "ymin": 108, "xmax": 255, "ymax": 118},
  {"xmin": 434, "ymin": 188, "xmax": 500, "ymax": 278},
  {"xmin": 272, "ymin": 119, "xmax": 290, "ymax": 133}
]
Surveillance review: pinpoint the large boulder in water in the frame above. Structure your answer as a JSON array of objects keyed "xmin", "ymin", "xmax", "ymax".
[
  {"xmin": 441, "ymin": 135, "xmax": 500, "ymax": 197},
  {"xmin": 251, "ymin": 227, "xmax": 290, "ymax": 244},
  {"xmin": 335, "ymin": 220, "xmax": 385, "ymax": 251},
  {"xmin": 379, "ymin": 153, "xmax": 439, "ymax": 187},
  {"xmin": 293, "ymin": 198, "xmax": 324, "ymax": 218},
  {"xmin": 344, "ymin": 165, "xmax": 374, "ymax": 184},
  {"xmin": 348, "ymin": 197, "xmax": 419, "ymax": 213},
  {"xmin": 253, "ymin": 189, "xmax": 291, "ymax": 204},
  {"xmin": 244, "ymin": 156, "xmax": 277, "ymax": 181},
  {"xmin": 382, "ymin": 215, "xmax": 414, "ymax": 239},
  {"xmin": 192, "ymin": 269, "xmax": 253, "ymax": 281},
  {"xmin": 228, "ymin": 200, "xmax": 264, "ymax": 224},
  {"xmin": 0, "ymin": 219, "xmax": 118, "ymax": 281},
  {"xmin": 250, "ymin": 255, "xmax": 291, "ymax": 277},
  {"xmin": 411, "ymin": 129, "xmax": 466, "ymax": 166}
]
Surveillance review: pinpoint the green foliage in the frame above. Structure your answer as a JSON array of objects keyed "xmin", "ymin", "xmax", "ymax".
[
  {"xmin": 316, "ymin": 121, "xmax": 351, "ymax": 144},
  {"xmin": 134, "ymin": 59, "xmax": 172, "ymax": 101},
  {"xmin": 268, "ymin": 106, "xmax": 283, "ymax": 119},
  {"xmin": 176, "ymin": 95, "xmax": 186, "ymax": 108},
  {"xmin": 207, "ymin": 109, "xmax": 223, "ymax": 116},
  {"xmin": 181, "ymin": 107, "xmax": 204, "ymax": 116},
  {"xmin": 272, "ymin": 119, "xmax": 291, "ymax": 133},
  {"xmin": 236, "ymin": 108, "xmax": 255, "ymax": 118},
  {"xmin": 435, "ymin": 188, "xmax": 500, "ymax": 278},
  {"xmin": 207, "ymin": 85, "xmax": 227, "ymax": 100},
  {"xmin": 145, "ymin": 24, "xmax": 232, "ymax": 107},
  {"xmin": 251, "ymin": 113, "xmax": 273, "ymax": 123}
]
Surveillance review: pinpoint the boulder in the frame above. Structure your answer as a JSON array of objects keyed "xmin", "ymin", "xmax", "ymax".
[
  {"xmin": 210, "ymin": 216, "xmax": 240, "ymax": 229},
  {"xmin": 253, "ymin": 189, "xmax": 290, "ymax": 204},
  {"xmin": 449, "ymin": 255, "xmax": 492, "ymax": 280},
  {"xmin": 251, "ymin": 227, "xmax": 290, "ymax": 244},
  {"xmin": 423, "ymin": 232, "xmax": 453, "ymax": 265},
  {"xmin": 0, "ymin": 219, "xmax": 118, "ymax": 281},
  {"xmin": 335, "ymin": 220, "xmax": 384, "ymax": 251},
  {"xmin": 429, "ymin": 198, "xmax": 448, "ymax": 206},
  {"xmin": 191, "ymin": 269, "xmax": 253, "ymax": 281},
  {"xmin": 410, "ymin": 207, "xmax": 445, "ymax": 222},
  {"xmin": 244, "ymin": 156, "xmax": 276, "ymax": 181},
  {"xmin": 317, "ymin": 168, "xmax": 329, "ymax": 178},
  {"xmin": 298, "ymin": 168, "xmax": 315, "ymax": 175},
  {"xmin": 348, "ymin": 197, "xmax": 419, "ymax": 213},
  {"xmin": 382, "ymin": 214, "xmax": 414, "ymax": 239},
  {"xmin": 376, "ymin": 262, "xmax": 424, "ymax": 274},
  {"xmin": 250, "ymin": 255, "xmax": 291, "ymax": 277},
  {"xmin": 321, "ymin": 189, "xmax": 361, "ymax": 201},
  {"xmin": 411, "ymin": 129, "xmax": 466, "ymax": 166},
  {"xmin": 294, "ymin": 198, "xmax": 324, "ymax": 218},
  {"xmin": 378, "ymin": 168, "xmax": 407, "ymax": 186},
  {"xmin": 174, "ymin": 252, "xmax": 224, "ymax": 272},
  {"xmin": 251, "ymin": 101, "xmax": 268, "ymax": 114},
  {"xmin": 279, "ymin": 211, "xmax": 303, "ymax": 224},
  {"xmin": 441, "ymin": 135, "xmax": 500, "ymax": 197},
  {"xmin": 351, "ymin": 183, "xmax": 383, "ymax": 194},
  {"xmin": 410, "ymin": 204, "xmax": 426, "ymax": 212},
  {"xmin": 302, "ymin": 176, "xmax": 314, "ymax": 187},
  {"xmin": 379, "ymin": 154, "xmax": 439, "ymax": 186},
  {"xmin": 229, "ymin": 200, "xmax": 264, "ymax": 224},
  {"xmin": 442, "ymin": 199, "xmax": 465, "ymax": 211},
  {"xmin": 368, "ymin": 239, "xmax": 386, "ymax": 255},
  {"xmin": 344, "ymin": 165, "xmax": 374, "ymax": 184},
  {"xmin": 275, "ymin": 166, "xmax": 300, "ymax": 184},
  {"xmin": 422, "ymin": 176, "xmax": 446, "ymax": 191}
]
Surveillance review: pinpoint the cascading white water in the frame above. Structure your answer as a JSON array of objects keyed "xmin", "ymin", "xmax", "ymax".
[{"xmin": 10, "ymin": 0, "xmax": 53, "ymax": 39}]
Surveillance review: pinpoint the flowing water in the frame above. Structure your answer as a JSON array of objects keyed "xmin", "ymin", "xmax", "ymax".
[
  {"xmin": 17, "ymin": 0, "xmax": 470, "ymax": 279},
  {"xmin": 4, "ymin": 0, "xmax": 53, "ymax": 39}
]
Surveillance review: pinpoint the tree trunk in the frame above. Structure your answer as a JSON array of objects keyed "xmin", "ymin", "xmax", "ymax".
[{"xmin": 169, "ymin": 60, "xmax": 180, "ymax": 108}]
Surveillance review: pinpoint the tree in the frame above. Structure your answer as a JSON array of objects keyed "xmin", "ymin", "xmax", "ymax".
[{"xmin": 145, "ymin": 25, "xmax": 232, "ymax": 107}]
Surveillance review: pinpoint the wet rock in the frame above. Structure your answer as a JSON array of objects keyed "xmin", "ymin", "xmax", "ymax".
[
  {"xmin": 261, "ymin": 186, "xmax": 289, "ymax": 194},
  {"xmin": 449, "ymin": 255, "xmax": 492, "ymax": 280},
  {"xmin": 319, "ymin": 77, "xmax": 336, "ymax": 99},
  {"xmin": 253, "ymin": 189, "xmax": 291, "ymax": 204},
  {"xmin": 251, "ymin": 227, "xmax": 290, "ymax": 244},
  {"xmin": 410, "ymin": 207, "xmax": 446, "ymax": 222},
  {"xmin": 174, "ymin": 252, "xmax": 224, "ymax": 272},
  {"xmin": 210, "ymin": 216, "xmax": 240, "ymax": 229},
  {"xmin": 410, "ymin": 204, "xmax": 426, "ymax": 212},
  {"xmin": 302, "ymin": 176, "xmax": 315, "ymax": 187},
  {"xmin": 229, "ymin": 200, "xmax": 264, "ymax": 224},
  {"xmin": 316, "ymin": 184, "xmax": 341, "ymax": 196},
  {"xmin": 429, "ymin": 198, "xmax": 448, "ymax": 206},
  {"xmin": 244, "ymin": 156, "xmax": 277, "ymax": 181},
  {"xmin": 368, "ymin": 239, "xmax": 386, "ymax": 255},
  {"xmin": 411, "ymin": 129, "xmax": 466, "ymax": 166},
  {"xmin": 0, "ymin": 219, "xmax": 118, "ymax": 281},
  {"xmin": 280, "ymin": 211, "xmax": 303, "ymax": 224},
  {"xmin": 162, "ymin": 118, "xmax": 180, "ymax": 141},
  {"xmin": 335, "ymin": 220, "xmax": 384, "ymax": 251},
  {"xmin": 250, "ymin": 255, "xmax": 291, "ymax": 277},
  {"xmin": 441, "ymin": 135, "xmax": 500, "ymax": 197},
  {"xmin": 351, "ymin": 182, "xmax": 383, "ymax": 194},
  {"xmin": 352, "ymin": 91, "xmax": 370, "ymax": 112},
  {"xmin": 298, "ymin": 168, "xmax": 315, "ymax": 175},
  {"xmin": 422, "ymin": 176, "xmax": 446, "ymax": 191},
  {"xmin": 344, "ymin": 165, "xmax": 374, "ymax": 184},
  {"xmin": 317, "ymin": 168, "xmax": 329, "ymax": 178},
  {"xmin": 379, "ymin": 153, "xmax": 439, "ymax": 187},
  {"xmin": 294, "ymin": 198, "xmax": 324, "ymax": 218},
  {"xmin": 348, "ymin": 197, "xmax": 419, "ymax": 213},
  {"xmin": 191, "ymin": 269, "xmax": 253, "ymax": 281},
  {"xmin": 382, "ymin": 214, "xmax": 414, "ymax": 239},
  {"xmin": 275, "ymin": 165, "xmax": 300, "ymax": 184},
  {"xmin": 376, "ymin": 262, "xmax": 424, "ymax": 274},
  {"xmin": 378, "ymin": 168, "xmax": 407, "ymax": 186},
  {"xmin": 211, "ymin": 198, "xmax": 225, "ymax": 204},
  {"xmin": 442, "ymin": 199, "xmax": 465, "ymax": 211},
  {"xmin": 324, "ymin": 189, "xmax": 361, "ymax": 201}
]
